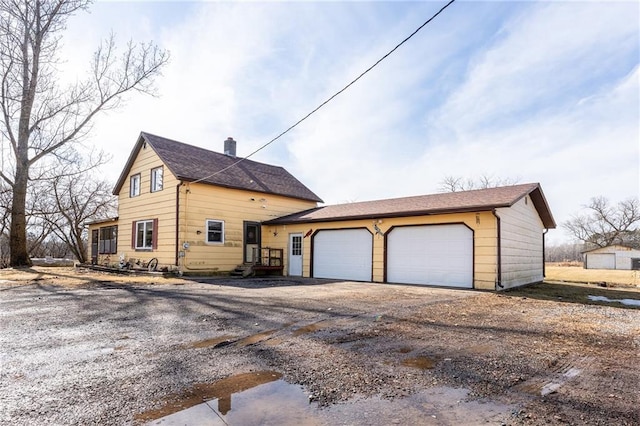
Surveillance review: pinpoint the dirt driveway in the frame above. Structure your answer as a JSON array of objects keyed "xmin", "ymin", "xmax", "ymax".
[{"xmin": 1, "ymin": 268, "xmax": 639, "ymax": 425}]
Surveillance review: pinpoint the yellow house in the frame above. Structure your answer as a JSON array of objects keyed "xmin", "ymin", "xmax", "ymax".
[
  {"xmin": 88, "ymin": 132, "xmax": 555, "ymax": 290},
  {"xmin": 261, "ymin": 183, "xmax": 556, "ymax": 290},
  {"xmin": 88, "ymin": 132, "xmax": 322, "ymax": 273}
]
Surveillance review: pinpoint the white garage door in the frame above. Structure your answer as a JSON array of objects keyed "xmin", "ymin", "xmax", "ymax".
[
  {"xmin": 387, "ymin": 224, "xmax": 473, "ymax": 288},
  {"xmin": 313, "ymin": 229, "xmax": 372, "ymax": 281},
  {"xmin": 586, "ymin": 253, "xmax": 615, "ymax": 269}
]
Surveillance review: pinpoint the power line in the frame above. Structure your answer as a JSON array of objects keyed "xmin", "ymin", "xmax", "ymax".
[{"xmin": 192, "ymin": 0, "xmax": 457, "ymax": 185}]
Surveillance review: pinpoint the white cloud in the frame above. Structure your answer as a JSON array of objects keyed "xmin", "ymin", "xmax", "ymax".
[{"xmin": 51, "ymin": 1, "xmax": 638, "ymax": 243}]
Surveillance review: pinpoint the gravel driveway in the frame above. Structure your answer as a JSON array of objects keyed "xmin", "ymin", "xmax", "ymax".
[{"xmin": 1, "ymin": 272, "xmax": 639, "ymax": 425}]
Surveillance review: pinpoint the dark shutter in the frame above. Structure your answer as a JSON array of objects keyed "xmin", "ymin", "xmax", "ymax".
[
  {"xmin": 132, "ymin": 221, "xmax": 136, "ymax": 249},
  {"xmin": 152, "ymin": 218, "xmax": 158, "ymax": 250}
]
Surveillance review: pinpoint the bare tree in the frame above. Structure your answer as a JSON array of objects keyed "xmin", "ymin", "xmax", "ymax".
[
  {"xmin": 563, "ymin": 196, "xmax": 640, "ymax": 249},
  {"xmin": 438, "ymin": 174, "xmax": 520, "ymax": 192},
  {"xmin": 31, "ymin": 164, "xmax": 116, "ymax": 263},
  {"xmin": 0, "ymin": 0, "xmax": 168, "ymax": 266}
]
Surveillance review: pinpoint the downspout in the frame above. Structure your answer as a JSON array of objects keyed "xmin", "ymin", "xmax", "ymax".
[
  {"xmin": 492, "ymin": 209, "xmax": 503, "ymax": 289},
  {"xmin": 543, "ymin": 228, "xmax": 548, "ymax": 279},
  {"xmin": 175, "ymin": 182, "xmax": 182, "ymax": 267}
]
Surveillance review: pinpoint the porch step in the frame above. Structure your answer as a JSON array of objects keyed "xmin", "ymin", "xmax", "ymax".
[{"xmin": 230, "ymin": 265, "xmax": 253, "ymax": 278}]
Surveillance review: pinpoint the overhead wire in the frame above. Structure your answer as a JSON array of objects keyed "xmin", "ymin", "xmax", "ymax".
[{"xmin": 191, "ymin": 0, "xmax": 457, "ymax": 185}]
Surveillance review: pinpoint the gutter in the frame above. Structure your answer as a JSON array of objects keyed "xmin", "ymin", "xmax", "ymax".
[{"xmin": 492, "ymin": 209, "xmax": 503, "ymax": 289}]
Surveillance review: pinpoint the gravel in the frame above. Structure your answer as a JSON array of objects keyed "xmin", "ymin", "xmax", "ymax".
[{"xmin": 1, "ymin": 274, "xmax": 639, "ymax": 425}]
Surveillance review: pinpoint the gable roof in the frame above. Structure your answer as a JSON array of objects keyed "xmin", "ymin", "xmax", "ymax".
[
  {"xmin": 113, "ymin": 132, "xmax": 323, "ymax": 203},
  {"xmin": 265, "ymin": 183, "xmax": 556, "ymax": 228}
]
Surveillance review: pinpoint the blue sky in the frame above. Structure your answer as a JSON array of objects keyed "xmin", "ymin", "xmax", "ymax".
[{"xmin": 60, "ymin": 1, "xmax": 639, "ymax": 244}]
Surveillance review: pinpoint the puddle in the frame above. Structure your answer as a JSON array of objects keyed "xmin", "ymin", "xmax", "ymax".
[
  {"xmin": 187, "ymin": 335, "xmax": 236, "ymax": 349},
  {"xmin": 588, "ymin": 295, "xmax": 640, "ymax": 307},
  {"xmin": 466, "ymin": 344, "xmax": 494, "ymax": 355},
  {"xmin": 292, "ymin": 320, "xmax": 332, "ymax": 337},
  {"xmin": 541, "ymin": 367, "xmax": 581, "ymax": 396},
  {"xmin": 144, "ymin": 377, "xmax": 516, "ymax": 426},
  {"xmin": 401, "ymin": 356, "xmax": 437, "ymax": 369},
  {"xmin": 235, "ymin": 329, "xmax": 277, "ymax": 347},
  {"xmin": 137, "ymin": 371, "xmax": 283, "ymax": 423}
]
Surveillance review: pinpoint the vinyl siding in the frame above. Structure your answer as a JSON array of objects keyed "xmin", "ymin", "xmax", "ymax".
[
  {"xmin": 177, "ymin": 183, "xmax": 317, "ymax": 272},
  {"xmin": 116, "ymin": 143, "xmax": 179, "ymax": 268},
  {"xmin": 496, "ymin": 195, "xmax": 544, "ymax": 289},
  {"xmin": 261, "ymin": 211, "xmax": 498, "ymax": 290}
]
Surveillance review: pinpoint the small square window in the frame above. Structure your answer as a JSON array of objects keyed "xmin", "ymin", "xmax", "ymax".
[
  {"xmin": 206, "ymin": 220, "xmax": 224, "ymax": 244},
  {"xmin": 130, "ymin": 174, "xmax": 141, "ymax": 197},
  {"xmin": 151, "ymin": 167, "xmax": 163, "ymax": 192}
]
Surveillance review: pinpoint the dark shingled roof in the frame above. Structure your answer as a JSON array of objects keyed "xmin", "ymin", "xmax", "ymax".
[
  {"xmin": 113, "ymin": 132, "xmax": 323, "ymax": 203},
  {"xmin": 265, "ymin": 183, "xmax": 556, "ymax": 228}
]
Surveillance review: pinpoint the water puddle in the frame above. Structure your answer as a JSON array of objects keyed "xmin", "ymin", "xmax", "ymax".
[
  {"xmin": 397, "ymin": 346, "xmax": 413, "ymax": 354},
  {"xmin": 143, "ymin": 375, "xmax": 516, "ymax": 426},
  {"xmin": 187, "ymin": 335, "xmax": 236, "ymax": 349},
  {"xmin": 235, "ymin": 329, "xmax": 277, "ymax": 347},
  {"xmin": 588, "ymin": 295, "xmax": 640, "ymax": 307},
  {"xmin": 541, "ymin": 367, "xmax": 581, "ymax": 396},
  {"xmin": 137, "ymin": 371, "xmax": 284, "ymax": 423},
  {"xmin": 292, "ymin": 320, "xmax": 333, "ymax": 337},
  {"xmin": 401, "ymin": 356, "xmax": 437, "ymax": 369}
]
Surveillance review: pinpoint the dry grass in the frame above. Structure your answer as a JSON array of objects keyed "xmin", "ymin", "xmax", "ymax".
[
  {"xmin": 545, "ymin": 264, "xmax": 640, "ymax": 287},
  {"xmin": 0, "ymin": 266, "xmax": 188, "ymax": 288}
]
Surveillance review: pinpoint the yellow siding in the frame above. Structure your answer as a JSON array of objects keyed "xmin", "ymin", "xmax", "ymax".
[
  {"xmin": 177, "ymin": 183, "xmax": 317, "ymax": 272},
  {"xmin": 115, "ymin": 143, "xmax": 180, "ymax": 269},
  {"xmin": 261, "ymin": 211, "xmax": 498, "ymax": 290}
]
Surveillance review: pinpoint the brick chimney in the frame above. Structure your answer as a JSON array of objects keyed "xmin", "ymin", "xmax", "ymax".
[{"xmin": 224, "ymin": 137, "xmax": 236, "ymax": 157}]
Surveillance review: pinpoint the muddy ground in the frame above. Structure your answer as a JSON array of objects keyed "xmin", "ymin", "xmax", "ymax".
[{"xmin": 1, "ymin": 268, "xmax": 639, "ymax": 425}]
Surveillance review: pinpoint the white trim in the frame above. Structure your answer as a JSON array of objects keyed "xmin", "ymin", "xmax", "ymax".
[
  {"xmin": 205, "ymin": 219, "xmax": 225, "ymax": 244},
  {"xmin": 135, "ymin": 220, "xmax": 153, "ymax": 249}
]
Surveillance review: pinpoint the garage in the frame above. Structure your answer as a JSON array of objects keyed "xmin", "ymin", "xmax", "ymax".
[
  {"xmin": 585, "ymin": 253, "xmax": 616, "ymax": 269},
  {"xmin": 313, "ymin": 229, "xmax": 372, "ymax": 281},
  {"xmin": 386, "ymin": 224, "xmax": 473, "ymax": 288}
]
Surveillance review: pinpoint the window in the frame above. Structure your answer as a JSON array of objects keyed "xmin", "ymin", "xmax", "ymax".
[
  {"xmin": 151, "ymin": 167, "xmax": 163, "ymax": 192},
  {"xmin": 291, "ymin": 235, "xmax": 302, "ymax": 256},
  {"xmin": 130, "ymin": 174, "xmax": 141, "ymax": 197},
  {"xmin": 135, "ymin": 220, "xmax": 154, "ymax": 250},
  {"xmin": 206, "ymin": 220, "xmax": 224, "ymax": 244},
  {"xmin": 98, "ymin": 226, "xmax": 117, "ymax": 254}
]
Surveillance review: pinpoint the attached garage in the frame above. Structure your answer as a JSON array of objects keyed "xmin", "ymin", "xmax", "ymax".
[
  {"xmin": 386, "ymin": 224, "xmax": 473, "ymax": 288},
  {"xmin": 263, "ymin": 183, "xmax": 556, "ymax": 290},
  {"xmin": 312, "ymin": 229, "xmax": 373, "ymax": 281}
]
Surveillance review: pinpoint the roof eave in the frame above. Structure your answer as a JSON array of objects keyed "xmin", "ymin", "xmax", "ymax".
[
  {"xmin": 112, "ymin": 133, "xmax": 147, "ymax": 195},
  {"xmin": 179, "ymin": 177, "xmax": 323, "ymax": 203},
  {"xmin": 265, "ymin": 205, "xmax": 510, "ymax": 225}
]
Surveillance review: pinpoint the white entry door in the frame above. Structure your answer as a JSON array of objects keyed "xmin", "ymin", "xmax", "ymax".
[{"xmin": 289, "ymin": 233, "xmax": 303, "ymax": 276}]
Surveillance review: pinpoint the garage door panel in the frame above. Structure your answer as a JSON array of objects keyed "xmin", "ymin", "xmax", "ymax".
[
  {"xmin": 387, "ymin": 224, "xmax": 473, "ymax": 288},
  {"xmin": 313, "ymin": 229, "xmax": 372, "ymax": 281}
]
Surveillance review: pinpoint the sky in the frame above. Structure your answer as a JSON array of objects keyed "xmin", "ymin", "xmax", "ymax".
[{"xmin": 58, "ymin": 0, "xmax": 639, "ymax": 245}]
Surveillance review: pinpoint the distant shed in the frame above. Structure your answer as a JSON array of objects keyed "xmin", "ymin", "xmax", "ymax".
[{"xmin": 583, "ymin": 245, "xmax": 640, "ymax": 270}]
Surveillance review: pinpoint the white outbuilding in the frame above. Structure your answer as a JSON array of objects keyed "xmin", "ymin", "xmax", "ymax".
[{"xmin": 583, "ymin": 245, "xmax": 640, "ymax": 270}]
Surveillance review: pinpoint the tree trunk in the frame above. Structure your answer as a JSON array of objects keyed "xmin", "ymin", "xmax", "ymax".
[{"xmin": 9, "ymin": 163, "xmax": 31, "ymax": 266}]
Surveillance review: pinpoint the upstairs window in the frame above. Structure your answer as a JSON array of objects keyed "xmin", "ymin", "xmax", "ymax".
[
  {"xmin": 151, "ymin": 167, "xmax": 163, "ymax": 192},
  {"xmin": 130, "ymin": 174, "xmax": 141, "ymax": 197},
  {"xmin": 206, "ymin": 220, "xmax": 224, "ymax": 244}
]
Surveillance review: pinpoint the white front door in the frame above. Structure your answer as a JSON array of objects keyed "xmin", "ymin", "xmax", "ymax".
[{"xmin": 289, "ymin": 233, "xmax": 303, "ymax": 276}]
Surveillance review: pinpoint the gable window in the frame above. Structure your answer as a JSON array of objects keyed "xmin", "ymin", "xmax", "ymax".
[
  {"xmin": 206, "ymin": 220, "xmax": 224, "ymax": 244},
  {"xmin": 130, "ymin": 174, "xmax": 141, "ymax": 197},
  {"xmin": 151, "ymin": 167, "xmax": 163, "ymax": 192},
  {"xmin": 135, "ymin": 220, "xmax": 154, "ymax": 250},
  {"xmin": 98, "ymin": 225, "xmax": 117, "ymax": 254}
]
